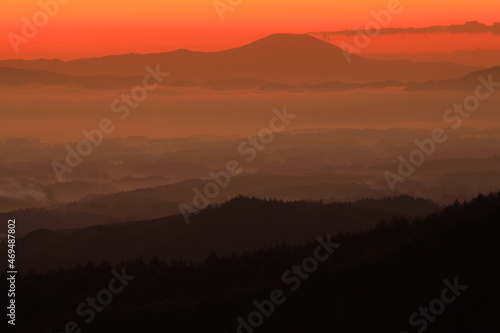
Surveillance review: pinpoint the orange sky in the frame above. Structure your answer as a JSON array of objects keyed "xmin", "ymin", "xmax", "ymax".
[{"xmin": 1, "ymin": 0, "xmax": 499, "ymax": 60}]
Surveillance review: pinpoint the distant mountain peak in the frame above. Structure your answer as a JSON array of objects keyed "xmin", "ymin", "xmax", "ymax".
[
  {"xmin": 258, "ymin": 33, "xmax": 326, "ymax": 42},
  {"xmin": 238, "ymin": 33, "xmax": 341, "ymax": 52}
]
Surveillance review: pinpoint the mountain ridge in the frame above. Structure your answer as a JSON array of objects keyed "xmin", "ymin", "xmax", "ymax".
[{"xmin": 0, "ymin": 33, "xmax": 479, "ymax": 84}]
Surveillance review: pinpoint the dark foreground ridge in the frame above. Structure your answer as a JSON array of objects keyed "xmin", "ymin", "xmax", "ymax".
[{"xmin": 3, "ymin": 191, "xmax": 499, "ymax": 332}]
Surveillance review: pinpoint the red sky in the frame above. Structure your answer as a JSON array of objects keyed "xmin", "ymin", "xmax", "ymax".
[{"xmin": 1, "ymin": 0, "xmax": 499, "ymax": 60}]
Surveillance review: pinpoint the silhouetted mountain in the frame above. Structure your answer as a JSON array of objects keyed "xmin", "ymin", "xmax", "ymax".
[
  {"xmin": 0, "ymin": 34, "xmax": 478, "ymax": 84},
  {"xmin": 12, "ymin": 176, "xmax": 436, "ymax": 235}
]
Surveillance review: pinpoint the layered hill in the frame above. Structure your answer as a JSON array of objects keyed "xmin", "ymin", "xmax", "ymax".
[
  {"xmin": 406, "ymin": 66, "xmax": 500, "ymax": 91},
  {"xmin": 3, "ymin": 195, "xmax": 440, "ymax": 271}
]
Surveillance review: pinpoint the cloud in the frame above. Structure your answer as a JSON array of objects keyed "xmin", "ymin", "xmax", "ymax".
[{"xmin": 309, "ymin": 21, "xmax": 500, "ymax": 39}]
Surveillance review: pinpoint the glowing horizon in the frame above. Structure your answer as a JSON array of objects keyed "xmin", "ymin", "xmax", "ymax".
[{"xmin": 1, "ymin": 0, "xmax": 499, "ymax": 60}]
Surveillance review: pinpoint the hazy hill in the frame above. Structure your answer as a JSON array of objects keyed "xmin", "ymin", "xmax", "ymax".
[
  {"xmin": 406, "ymin": 66, "xmax": 500, "ymax": 91},
  {"xmin": 0, "ymin": 209, "xmax": 121, "ymax": 237},
  {"xmin": 0, "ymin": 67, "xmax": 143, "ymax": 88},
  {"xmin": 2, "ymin": 64, "xmax": 495, "ymax": 92},
  {"xmin": 0, "ymin": 67, "xmax": 72, "ymax": 86},
  {"xmin": 5, "ymin": 195, "xmax": 439, "ymax": 272},
  {"xmin": 364, "ymin": 49, "xmax": 500, "ymax": 67}
]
